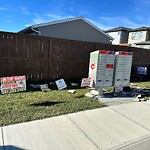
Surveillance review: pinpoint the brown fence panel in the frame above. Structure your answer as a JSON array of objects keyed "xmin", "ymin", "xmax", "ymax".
[{"xmin": 0, "ymin": 31, "xmax": 150, "ymax": 81}]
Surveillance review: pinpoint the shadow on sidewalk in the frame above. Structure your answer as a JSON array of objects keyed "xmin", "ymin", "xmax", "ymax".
[{"xmin": 0, "ymin": 145, "xmax": 25, "ymax": 150}]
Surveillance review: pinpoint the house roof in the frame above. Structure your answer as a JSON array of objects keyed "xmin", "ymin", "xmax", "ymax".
[
  {"xmin": 130, "ymin": 26, "xmax": 150, "ymax": 32},
  {"xmin": 18, "ymin": 16, "xmax": 113, "ymax": 40},
  {"xmin": 105, "ymin": 26, "xmax": 132, "ymax": 33},
  {"xmin": 135, "ymin": 41, "xmax": 150, "ymax": 45}
]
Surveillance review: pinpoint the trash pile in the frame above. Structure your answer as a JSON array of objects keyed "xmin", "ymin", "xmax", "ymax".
[
  {"xmin": 83, "ymin": 82, "xmax": 150, "ymax": 103},
  {"xmin": 0, "ymin": 74, "xmax": 149, "ymax": 104},
  {"xmin": 26, "ymin": 79, "xmax": 150, "ymax": 102},
  {"xmin": 30, "ymin": 79, "xmax": 68, "ymax": 92},
  {"xmin": 85, "ymin": 90, "xmax": 99, "ymax": 98}
]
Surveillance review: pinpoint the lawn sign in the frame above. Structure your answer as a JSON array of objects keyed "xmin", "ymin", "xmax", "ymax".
[
  {"xmin": 40, "ymin": 84, "xmax": 50, "ymax": 92},
  {"xmin": 81, "ymin": 78, "xmax": 91, "ymax": 87},
  {"xmin": 1, "ymin": 75, "xmax": 26, "ymax": 94},
  {"xmin": 55, "ymin": 79, "xmax": 67, "ymax": 90}
]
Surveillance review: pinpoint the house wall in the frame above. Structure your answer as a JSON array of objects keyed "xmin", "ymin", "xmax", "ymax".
[
  {"xmin": 128, "ymin": 31, "xmax": 147, "ymax": 44},
  {"xmin": 107, "ymin": 31, "xmax": 121, "ymax": 44},
  {"xmin": 120, "ymin": 31, "xmax": 129, "ymax": 44},
  {"xmin": 146, "ymin": 30, "xmax": 150, "ymax": 41},
  {"xmin": 107, "ymin": 31, "xmax": 128, "ymax": 44},
  {"xmin": 36, "ymin": 19, "xmax": 112, "ymax": 44}
]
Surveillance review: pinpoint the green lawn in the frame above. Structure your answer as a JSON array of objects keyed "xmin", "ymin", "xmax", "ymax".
[
  {"xmin": 131, "ymin": 81, "xmax": 150, "ymax": 100},
  {"xmin": 0, "ymin": 88, "xmax": 105, "ymax": 126},
  {"xmin": 131, "ymin": 81, "xmax": 150, "ymax": 89},
  {"xmin": 1, "ymin": 81, "xmax": 150, "ymax": 127}
]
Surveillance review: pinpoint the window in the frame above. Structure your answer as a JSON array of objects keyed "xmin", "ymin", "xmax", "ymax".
[{"xmin": 131, "ymin": 32, "xmax": 143, "ymax": 40}]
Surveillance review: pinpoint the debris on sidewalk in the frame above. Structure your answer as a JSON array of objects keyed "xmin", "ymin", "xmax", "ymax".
[
  {"xmin": 134, "ymin": 94, "xmax": 142, "ymax": 102},
  {"xmin": 68, "ymin": 90, "xmax": 76, "ymax": 94},
  {"xmin": 139, "ymin": 98, "xmax": 146, "ymax": 101}
]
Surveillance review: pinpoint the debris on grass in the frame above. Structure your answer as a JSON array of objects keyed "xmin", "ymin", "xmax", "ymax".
[
  {"xmin": 68, "ymin": 90, "xmax": 76, "ymax": 94},
  {"xmin": 71, "ymin": 83, "xmax": 78, "ymax": 86},
  {"xmin": 85, "ymin": 92, "xmax": 95, "ymax": 98},
  {"xmin": 30, "ymin": 84, "xmax": 40, "ymax": 89},
  {"xmin": 141, "ymin": 89, "xmax": 150, "ymax": 97},
  {"xmin": 90, "ymin": 90, "xmax": 99, "ymax": 96},
  {"xmin": 49, "ymin": 82, "xmax": 55, "ymax": 85},
  {"xmin": 40, "ymin": 84, "xmax": 50, "ymax": 92},
  {"xmin": 81, "ymin": 78, "xmax": 91, "ymax": 87}
]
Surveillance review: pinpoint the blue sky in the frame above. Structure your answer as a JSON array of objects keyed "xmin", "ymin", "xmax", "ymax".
[{"xmin": 0, "ymin": 0, "xmax": 150, "ymax": 32}]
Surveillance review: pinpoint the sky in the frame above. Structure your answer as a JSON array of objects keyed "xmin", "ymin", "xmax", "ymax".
[{"xmin": 0, "ymin": 0, "xmax": 150, "ymax": 32}]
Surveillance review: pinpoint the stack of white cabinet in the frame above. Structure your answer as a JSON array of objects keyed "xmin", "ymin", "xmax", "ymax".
[
  {"xmin": 88, "ymin": 50, "xmax": 133, "ymax": 92},
  {"xmin": 88, "ymin": 50, "xmax": 116, "ymax": 88},
  {"xmin": 113, "ymin": 51, "xmax": 133, "ymax": 87}
]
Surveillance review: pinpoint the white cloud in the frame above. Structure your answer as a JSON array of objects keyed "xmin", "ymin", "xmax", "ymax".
[
  {"xmin": 131, "ymin": 0, "xmax": 150, "ymax": 13},
  {"xmin": 6, "ymin": 20, "xmax": 13, "ymax": 23},
  {"xmin": 0, "ymin": 7, "xmax": 9, "ymax": 11},
  {"xmin": 18, "ymin": 6, "xmax": 30, "ymax": 15},
  {"xmin": 32, "ymin": 13, "xmax": 75, "ymax": 24},
  {"xmin": 131, "ymin": 0, "xmax": 150, "ymax": 6},
  {"xmin": 45, "ymin": 14, "xmax": 74, "ymax": 20},
  {"xmin": 87, "ymin": 18, "xmax": 113, "ymax": 30},
  {"xmin": 33, "ymin": 14, "xmax": 47, "ymax": 24},
  {"xmin": 99, "ymin": 16, "xmax": 144, "ymax": 28},
  {"xmin": 25, "ymin": 24, "xmax": 31, "ymax": 27},
  {"xmin": 0, "ymin": 6, "xmax": 31, "ymax": 15},
  {"xmin": 44, "ymin": 14, "xmax": 65, "ymax": 20}
]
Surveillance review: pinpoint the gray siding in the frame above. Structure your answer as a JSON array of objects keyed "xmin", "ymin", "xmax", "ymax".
[
  {"xmin": 146, "ymin": 30, "xmax": 150, "ymax": 41},
  {"xmin": 120, "ymin": 31, "xmax": 129, "ymax": 44},
  {"xmin": 37, "ymin": 19, "xmax": 111, "ymax": 44}
]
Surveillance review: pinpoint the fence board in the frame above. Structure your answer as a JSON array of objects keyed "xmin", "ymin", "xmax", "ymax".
[{"xmin": 0, "ymin": 31, "xmax": 150, "ymax": 81}]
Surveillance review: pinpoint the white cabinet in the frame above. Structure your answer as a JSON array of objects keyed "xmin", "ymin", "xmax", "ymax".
[
  {"xmin": 113, "ymin": 51, "xmax": 133, "ymax": 87},
  {"xmin": 88, "ymin": 50, "xmax": 116, "ymax": 88}
]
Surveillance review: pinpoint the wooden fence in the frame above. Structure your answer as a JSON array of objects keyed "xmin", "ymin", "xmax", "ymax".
[{"xmin": 0, "ymin": 31, "xmax": 150, "ymax": 81}]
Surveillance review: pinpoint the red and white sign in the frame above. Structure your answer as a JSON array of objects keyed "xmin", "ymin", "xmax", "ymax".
[
  {"xmin": 1, "ymin": 75, "xmax": 26, "ymax": 94},
  {"xmin": 81, "ymin": 78, "xmax": 91, "ymax": 87}
]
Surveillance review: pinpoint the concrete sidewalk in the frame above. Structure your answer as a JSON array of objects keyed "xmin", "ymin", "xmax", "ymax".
[{"xmin": 1, "ymin": 101, "xmax": 150, "ymax": 150}]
